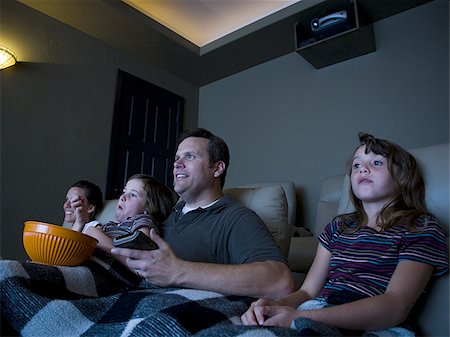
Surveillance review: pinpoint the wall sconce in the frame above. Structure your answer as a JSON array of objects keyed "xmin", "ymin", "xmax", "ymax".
[{"xmin": 0, "ymin": 46, "xmax": 17, "ymax": 70}]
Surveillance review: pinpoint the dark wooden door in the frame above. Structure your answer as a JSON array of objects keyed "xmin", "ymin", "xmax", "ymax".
[{"xmin": 106, "ymin": 70, "xmax": 184, "ymax": 199}]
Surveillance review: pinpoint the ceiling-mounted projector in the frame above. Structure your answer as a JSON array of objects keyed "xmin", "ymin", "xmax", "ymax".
[{"xmin": 311, "ymin": 10, "xmax": 348, "ymax": 38}]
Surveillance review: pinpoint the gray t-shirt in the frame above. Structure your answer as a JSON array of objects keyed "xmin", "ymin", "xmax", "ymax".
[{"xmin": 161, "ymin": 196, "xmax": 286, "ymax": 264}]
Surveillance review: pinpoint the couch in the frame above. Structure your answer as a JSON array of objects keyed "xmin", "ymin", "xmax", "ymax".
[{"xmin": 66, "ymin": 143, "xmax": 448, "ymax": 336}]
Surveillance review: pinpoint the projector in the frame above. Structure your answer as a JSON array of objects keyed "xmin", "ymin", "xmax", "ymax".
[{"xmin": 310, "ymin": 10, "xmax": 349, "ymax": 39}]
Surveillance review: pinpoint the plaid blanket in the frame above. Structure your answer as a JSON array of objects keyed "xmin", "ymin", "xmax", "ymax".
[{"xmin": 0, "ymin": 250, "xmax": 302, "ymax": 337}]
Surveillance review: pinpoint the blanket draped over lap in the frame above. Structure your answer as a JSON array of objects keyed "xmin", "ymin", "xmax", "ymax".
[{"xmin": 0, "ymin": 250, "xmax": 302, "ymax": 337}]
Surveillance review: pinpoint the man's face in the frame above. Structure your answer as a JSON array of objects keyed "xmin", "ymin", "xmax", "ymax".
[{"xmin": 173, "ymin": 137, "xmax": 217, "ymax": 202}]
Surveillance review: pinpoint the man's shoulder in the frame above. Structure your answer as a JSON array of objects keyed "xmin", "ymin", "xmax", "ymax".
[
  {"xmin": 211, "ymin": 196, "xmax": 255, "ymax": 213},
  {"xmin": 208, "ymin": 196, "xmax": 265, "ymax": 225}
]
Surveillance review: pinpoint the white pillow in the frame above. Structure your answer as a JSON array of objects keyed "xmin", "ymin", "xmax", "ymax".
[{"xmin": 224, "ymin": 185, "xmax": 290, "ymax": 257}]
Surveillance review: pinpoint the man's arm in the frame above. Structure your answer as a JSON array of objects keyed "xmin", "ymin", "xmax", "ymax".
[
  {"xmin": 111, "ymin": 229, "xmax": 295, "ymax": 299},
  {"xmin": 169, "ymin": 259, "xmax": 294, "ymax": 299}
]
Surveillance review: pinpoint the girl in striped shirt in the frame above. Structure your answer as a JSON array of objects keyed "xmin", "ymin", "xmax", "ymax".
[
  {"xmin": 81, "ymin": 174, "xmax": 175, "ymax": 268},
  {"xmin": 242, "ymin": 133, "xmax": 448, "ymax": 336}
]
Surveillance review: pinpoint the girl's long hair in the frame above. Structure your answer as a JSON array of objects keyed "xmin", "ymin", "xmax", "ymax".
[{"xmin": 341, "ymin": 133, "xmax": 427, "ymax": 231}]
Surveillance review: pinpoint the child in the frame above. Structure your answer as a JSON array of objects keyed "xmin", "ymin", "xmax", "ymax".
[
  {"xmin": 80, "ymin": 174, "xmax": 175, "ymax": 266},
  {"xmin": 241, "ymin": 133, "xmax": 448, "ymax": 336},
  {"xmin": 64, "ymin": 180, "xmax": 103, "ymax": 232}
]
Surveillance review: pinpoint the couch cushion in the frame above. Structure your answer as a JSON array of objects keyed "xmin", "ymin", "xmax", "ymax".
[
  {"xmin": 224, "ymin": 185, "xmax": 290, "ymax": 257},
  {"xmin": 236, "ymin": 182, "xmax": 296, "ymax": 227},
  {"xmin": 337, "ymin": 174, "xmax": 355, "ymax": 215},
  {"xmin": 410, "ymin": 143, "xmax": 449, "ymax": 235},
  {"xmin": 313, "ymin": 174, "xmax": 346, "ymax": 235},
  {"xmin": 97, "ymin": 199, "xmax": 118, "ymax": 224}
]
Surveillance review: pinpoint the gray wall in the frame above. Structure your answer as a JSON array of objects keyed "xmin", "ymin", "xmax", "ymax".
[
  {"xmin": 0, "ymin": 1, "xmax": 199, "ymax": 260},
  {"xmin": 199, "ymin": 1, "xmax": 449, "ymax": 229}
]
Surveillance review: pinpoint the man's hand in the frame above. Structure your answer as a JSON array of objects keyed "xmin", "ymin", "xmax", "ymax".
[
  {"xmin": 111, "ymin": 228, "xmax": 182, "ymax": 286},
  {"xmin": 112, "ymin": 229, "xmax": 295, "ymax": 299}
]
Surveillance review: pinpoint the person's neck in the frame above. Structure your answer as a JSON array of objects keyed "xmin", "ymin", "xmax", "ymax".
[
  {"xmin": 183, "ymin": 189, "xmax": 224, "ymax": 210},
  {"xmin": 362, "ymin": 201, "xmax": 385, "ymax": 228}
]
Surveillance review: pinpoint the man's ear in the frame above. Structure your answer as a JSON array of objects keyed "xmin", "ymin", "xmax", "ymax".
[{"xmin": 213, "ymin": 161, "xmax": 226, "ymax": 178}]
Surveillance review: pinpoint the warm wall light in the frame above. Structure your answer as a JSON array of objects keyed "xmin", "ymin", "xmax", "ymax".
[{"xmin": 0, "ymin": 46, "xmax": 17, "ymax": 70}]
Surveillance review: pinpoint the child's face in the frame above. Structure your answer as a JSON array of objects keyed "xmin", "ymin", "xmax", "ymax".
[
  {"xmin": 116, "ymin": 179, "xmax": 148, "ymax": 222},
  {"xmin": 350, "ymin": 145, "xmax": 395, "ymax": 208}
]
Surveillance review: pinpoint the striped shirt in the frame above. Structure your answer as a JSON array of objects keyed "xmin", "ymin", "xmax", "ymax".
[
  {"xmin": 100, "ymin": 213, "xmax": 158, "ymax": 239},
  {"xmin": 318, "ymin": 214, "xmax": 448, "ymax": 299}
]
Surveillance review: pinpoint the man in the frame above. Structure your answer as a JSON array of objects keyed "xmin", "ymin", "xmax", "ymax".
[{"xmin": 112, "ymin": 128, "xmax": 294, "ymax": 299}]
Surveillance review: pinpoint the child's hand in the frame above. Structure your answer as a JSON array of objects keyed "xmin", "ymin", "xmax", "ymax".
[
  {"xmin": 70, "ymin": 195, "xmax": 90, "ymax": 231},
  {"xmin": 255, "ymin": 305, "xmax": 301, "ymax": 327},
  {"xmin": 241, "ymin": 298, "xmax": 281, "ymax": 325}
]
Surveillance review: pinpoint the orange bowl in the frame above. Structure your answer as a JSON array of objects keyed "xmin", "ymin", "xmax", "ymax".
[{"xmin": 23, "ymin": 221, "xmax": 97, "ymax": 266}]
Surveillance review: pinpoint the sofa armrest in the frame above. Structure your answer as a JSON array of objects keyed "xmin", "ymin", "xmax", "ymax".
[{"xmin": 288, "ymin": 236, "xmax": 318, "ymax": 273}]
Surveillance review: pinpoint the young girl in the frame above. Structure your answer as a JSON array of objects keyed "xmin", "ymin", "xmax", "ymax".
[
  {"xmin": 64, "ymin": 180, "xmax": 103, "ymax": 232},
  {"xmin": 241, "ymin": 133, "xmax": 448, "ymax": 336},
  {"xmin": 80, "ymin": 174, "xmax": 175, "ymax": 266}
]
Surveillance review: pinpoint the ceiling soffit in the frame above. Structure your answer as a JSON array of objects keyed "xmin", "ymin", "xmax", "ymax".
[{"xmin": 17, "ymin": 0, "xmax": 434, "ymax": 86}]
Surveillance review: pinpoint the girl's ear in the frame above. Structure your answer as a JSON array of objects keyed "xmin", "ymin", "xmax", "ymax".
[{"xmin": 213, "ymin": 161, "xmax": 225, "ymax": 178}]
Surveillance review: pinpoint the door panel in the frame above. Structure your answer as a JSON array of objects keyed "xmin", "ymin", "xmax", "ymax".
[{"xmin": 106, "ymin": 70, "xmax": 183, "ymax": 199}]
